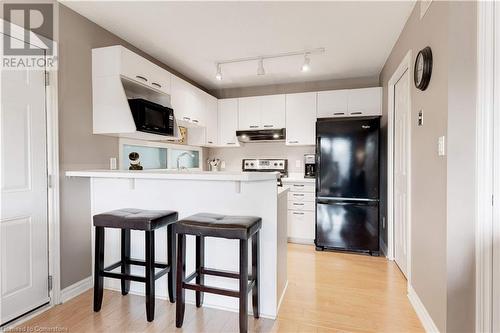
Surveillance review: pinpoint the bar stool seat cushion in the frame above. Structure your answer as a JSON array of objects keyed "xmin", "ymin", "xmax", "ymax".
[
  {"xmin": 175, "ymin": 213, "xmax": 261, "ymax": 240},
  {"xmin": 93, "ymin": 208, "xmax": 178, "ymax": 231}
]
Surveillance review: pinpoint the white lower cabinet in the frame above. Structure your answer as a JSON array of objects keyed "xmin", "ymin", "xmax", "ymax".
[{"xmin": 286, "ymin": 182, "xmax": 316, "ymax": 244}]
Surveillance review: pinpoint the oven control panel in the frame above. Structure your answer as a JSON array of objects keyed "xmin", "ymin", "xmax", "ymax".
[{"xmin": 242, "ymin": 159, "xmax": 288, "ymax": 172}]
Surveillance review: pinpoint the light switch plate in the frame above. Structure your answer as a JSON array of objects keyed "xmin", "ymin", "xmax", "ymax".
[
  {"xmin": 438, "ymin": 136, "xmax": 446, "ymax": 156},
  {"xmin": 418, "ymin": 110, "xmax": 424, "ymax": 126},
  {"xmin": 221, "ymin": 161, "xmax": 226, "ymax": 170},
  {"xmin": 110, "ymin": 157, "xmax": 117, "ymax": 170}
]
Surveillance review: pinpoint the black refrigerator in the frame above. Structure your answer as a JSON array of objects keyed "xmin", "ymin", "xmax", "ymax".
[{"xmin": 315, "ymin": 117, "xmax": 380, "ymax": 255}]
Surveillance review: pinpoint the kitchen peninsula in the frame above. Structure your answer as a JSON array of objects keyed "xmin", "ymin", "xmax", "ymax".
[{"xmin": 65, "ymin": 170, "xmax": 288, "ymax": 319}]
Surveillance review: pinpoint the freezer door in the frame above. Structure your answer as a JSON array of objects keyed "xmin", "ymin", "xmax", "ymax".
[
  {"xmin": 316, "ymin": 200, "xmax": 379, "ymax": 252},
  {"xmin": 316, "ymin": 117, "xmax": 379, "ymax": 199}
]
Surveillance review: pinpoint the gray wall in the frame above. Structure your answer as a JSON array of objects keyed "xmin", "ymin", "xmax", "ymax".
[
  {"xmin": 58, "ymin": 4, "xmax": 210, "ymax": 289},
  {"xmin": 446, "ymin": 2, "xmax": 476, "ymax": 332},
  {"xmin": 380, "ymin": 2, "xmax": 449, "ymax": 331},
  {"xmin": 379, "ymin": 2, "xmax": 477, "ymax": 332},
  {"xmin": 211, "ymin": 76, "xmax": 379, "ymax": 99}
]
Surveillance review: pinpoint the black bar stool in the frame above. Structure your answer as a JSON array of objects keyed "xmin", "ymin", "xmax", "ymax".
[
  {"xmin": 175, "ymin": 213, "xmax": 261, "ymax": 333},
  {"xmin": 92, "ymin": 208, "xmax": 178, "ymax": 322}
]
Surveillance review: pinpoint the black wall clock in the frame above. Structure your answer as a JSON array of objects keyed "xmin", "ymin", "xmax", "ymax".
[{"xmin": 414, "ymin": 46, "xmax": 433, "ymax": 91}]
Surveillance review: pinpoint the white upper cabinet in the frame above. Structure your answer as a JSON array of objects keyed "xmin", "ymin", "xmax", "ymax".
[
  {"xmin": 317, "ymin": 89, "xmax": 349, "ymax": 118},
  {"xmin": 317, "ymin": 87, "xmax": 382, "ymax": 118},
  {"xmin": 238, "ymin": 96, "xmax": 261, "ymax": 130},
  {"xmin": 218, "ymin": 98, "xmax": 240, "ymax": 147},
  {"xmin": 261, "ymin": 94, "xmax": 286, "ymax": 129},
  {"xmin": 238, "ymin": 94, "xmax": 285, "ymax": 130},
  {"xmin": 347, "ymin": 87, "xmax": 382, "ymax": 116},
  {"xmin": 205, "ymin": 94, "xmax": 218, "ymax": 146},
  {"xmin": 171, "ymin": 76, "xmax": 208, "ymax": 127},
  {"xmin": 285, "ymin": 92, "xmax": 317, "ymax": 146},
  {"xmin": 93, "ymin": 45, "xmax": 171, "ymax": 95}
]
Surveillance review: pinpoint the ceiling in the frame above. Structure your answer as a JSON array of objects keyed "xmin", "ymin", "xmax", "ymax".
[{"xmin": 61, "ymin": 1, "xmax": 415, "ymax": 90}]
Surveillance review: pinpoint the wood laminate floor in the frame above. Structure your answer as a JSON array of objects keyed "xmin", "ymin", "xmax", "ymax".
[{"xmin": 16, "ymin": 244, "xmax": 423, "ymax": 332}]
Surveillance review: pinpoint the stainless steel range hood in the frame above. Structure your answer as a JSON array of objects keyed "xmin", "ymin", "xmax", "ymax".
[{"xmin": 236, "ymin": 128, "xmax": 286, "ymax": 142}]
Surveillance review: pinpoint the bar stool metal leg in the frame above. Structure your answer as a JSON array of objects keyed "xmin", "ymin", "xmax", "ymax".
[
  {"xmin": 167, "ymin": 224, "xmax": 176, "ymax": 303},
  {"xmin": 121, "ymin": 229, "xmax": 131, "ymax": 295},
  {"xmin": 239, "ymin": 239, "xmax": 248, "ymax": 333},
  {"xmin": 196, "ymin": 236, "xmax": 205, "ymax": 307},
  {"xmin": 176, "ymin": 233, "xmax": 186, "ymax": 328},
  {"xmin": 93, "ymin": 226, "xmax": 105, "ymax": 312},
  {"xmin": 252, "ymin": 231, "xmax": 260, "ymax": 318},
  {"xmin": 145, "ymin": 230, "xmax": 155, "ymax": 322}
]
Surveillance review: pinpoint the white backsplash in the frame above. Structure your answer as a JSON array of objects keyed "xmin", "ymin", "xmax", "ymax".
[{"xmin": 207, "ymin": 142, "xmax": 315, "ymax": 174}]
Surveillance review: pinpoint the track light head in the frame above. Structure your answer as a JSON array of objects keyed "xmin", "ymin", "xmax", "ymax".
[
  {"xmin": 301, "ymin": 53, "xmax": 311, "ymax": 72},
  {"xmin": 257, "ymin": 58, "xmax": 265, "ymax": 76},
  {"xmin": 215, "ymin": 63, "xmax": 222, "ymax": 81}
]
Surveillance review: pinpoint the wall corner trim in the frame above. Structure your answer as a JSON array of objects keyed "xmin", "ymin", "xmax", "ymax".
[
  {"xmin": 408, "ymin": 284, "xmax": 440, "ymax": 333},
  {"xmin": 60, "ymin": 277, "xmax": 93, "ymax": 304}
]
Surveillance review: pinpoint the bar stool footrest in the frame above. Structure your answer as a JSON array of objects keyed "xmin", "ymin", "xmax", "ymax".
[{"xmin": 103, "ymin": 259, "xmax": 171, "ymax": 282}]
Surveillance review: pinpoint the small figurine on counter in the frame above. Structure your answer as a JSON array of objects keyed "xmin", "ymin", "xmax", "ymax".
[
  {"xmin": 129, "ymin": 152, "xmax": 143, "ymax": 170},
  {"xmin": 207, "ymin": 158, "xmax": 221, "ymax": 172}
]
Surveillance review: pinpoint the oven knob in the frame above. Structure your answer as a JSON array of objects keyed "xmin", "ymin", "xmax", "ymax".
[
  {"xmin": 250, "ymin": 163, "xmax": 254, "ymax": 166},
  {"xmin": 274, "ymin": 162, "xmax": 278, "ymax": 166},
  {"xmin": 279, "ymin": 162, "xmax": 283, "ymax": 166}
]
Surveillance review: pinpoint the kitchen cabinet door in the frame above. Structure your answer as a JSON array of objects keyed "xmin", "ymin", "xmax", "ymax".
[
  {"xmin": 317, "ymin": 89, "xmax": 348, "ymax": 118},
  {"xmin": 205, "ymin": 94, "xmax": 218, "ymax": 146},
  {"xmin": 238, "ymin": 96, "xmax": 261, "ymax": 130},
  {"xmin": 285, "ymin": 92, "xmax": 317, "ymax": 146},
  {"xmin": 287, "ymin": 210, "xmax": 315, "ymax": 242},
  {"xmin": 171, "ymin": 76, "xmax": 191, "ymax": 123},
  {"xmin": 347, "ymin": 87, "xmax": 382, "ymax": 117},
  {"xmin": 261, "ymin": 94, "xmax": 285, "ymax": 129},
  {"xmin": 190, "ymin": 87, "xmax": 206, "ymax": 126},
  {"xmin": 218, "ymin": 98, "xmax": 240, "ymax": 147}
]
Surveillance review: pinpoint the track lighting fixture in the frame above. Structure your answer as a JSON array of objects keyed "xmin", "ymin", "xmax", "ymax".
[
  {"xmin": 215, "ymin": 63, "xmax": 222, "ymax": 80},
  {"xmin": 214, "ymin": 47, "xmax": 325, "ymax": 80},
  {"xmin": 257, "ymin": 58, "xmax": 265, "ymax": 76},
  {"xmin": 301, "ymin": 53, "xmax": 311, "ymax": 72}
]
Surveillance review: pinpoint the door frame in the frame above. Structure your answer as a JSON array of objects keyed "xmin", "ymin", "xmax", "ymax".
[
  {"xmin": 476, "ymin": 1, "xmax": 496, "ymax": 332},
  {"xmin": 387, "ymin": 50, "xmax": 412, "ymax": 282},
  {"xmin": 0, "ymin": 22, "xmax": 61, "ymax": 324}
]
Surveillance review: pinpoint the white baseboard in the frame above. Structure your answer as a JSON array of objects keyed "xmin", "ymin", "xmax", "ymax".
[
  {"xmin": 60, "ymin": 277, "xmax": 93, "ymax": 304},
  {"xmin": 287, "ymin": 237, "xmax": 314, "ymax": 245},
  {"xmin": 408, "ymin": 284, "xmax": 440, "ymax": 333}
]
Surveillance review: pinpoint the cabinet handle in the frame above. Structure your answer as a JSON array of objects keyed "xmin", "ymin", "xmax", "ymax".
[
  {"xmin": 192, "ymin": 119, "xmax": 199, "ymax": 123},
  {"xmin": 208, "ymin": 141, "xmax": 214, "ymax": 144},
  {"xmin": 350, "ymin": 111, "xmax": 363, "ymax": 115},
  {"xmin": 226, "ymin": 142, "xmax": 236, "ymax": 145},
  {"xmin": 293, "ymin": 184, "xmax": 305, "ymax": 187},
  {"xmin": 293, "ymin": 203, "xmax": 304, "ymax": 206},
  {"xmin": 288, "ymin": 140, "xmax": 299, "ymax": 144},
  {"xmin": 183, "ymin": 117, "xmax": 191, "ymax": 121},
  {"xmin": 334, "ymin": 112, "xmax": 345, "ymax": 116},
  {"xmin": 249, "ymin": 125, "xmax": 259, "ymax": 128},
  {"xmin": 152, "ymin": 82, "xmax": 162, "ymax": 88},
  {"xmin": 293, "ymin": 194, "xmax": 305, "ymax": 196},
  {"xmin": 293, "ymin": 212, "xmax": 305, "ymax": 215},
  {"xmin": 263, "ymin": 125, "xmax": 273, "ymax": 128},
  {"xmin": 136, "ymin": 75, "xmax": 148, "ymax": 82}
]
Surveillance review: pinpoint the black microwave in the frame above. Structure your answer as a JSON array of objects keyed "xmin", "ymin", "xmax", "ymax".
[{"xmin": 128, "ymin": 98, "xmax": 174, "ymax": 136}]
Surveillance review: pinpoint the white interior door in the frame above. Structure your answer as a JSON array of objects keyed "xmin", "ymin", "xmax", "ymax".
[
  {"xmin": 0, "ymin": 62, "xmax": 50, "ymax": 323},
  {"xmin": 393, "ymin": 69, "xmax": 410, "ymax": 278}
]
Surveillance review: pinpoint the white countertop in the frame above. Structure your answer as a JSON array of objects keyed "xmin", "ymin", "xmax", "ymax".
[
  {"xmin": 65, "ymin": 169, "xmax": 279, "ymax": 182},
  {"xmin": 282, "ymin": 175, "xmax": 316, "ymax": 184}
]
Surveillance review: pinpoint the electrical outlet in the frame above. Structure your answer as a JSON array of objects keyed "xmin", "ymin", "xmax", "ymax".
[
  {"xmin": 220, "ymin": 161, "xmax": 226, "ymax": 170},
  {"xmin": 438, "ymin": 136, "xmax": 446, "ymax": 156},
  {"xmin": 110, "ymin": 157, "xmax": 117, "ymax": 170},
  {"xmin": 418, "ymin": 110, "xmax": 424, "ymax": 126}
]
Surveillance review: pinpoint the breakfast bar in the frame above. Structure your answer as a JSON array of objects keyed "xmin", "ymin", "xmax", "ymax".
[{"xmin": 65, "ymin": 170, "xmax": 288, "ymax": 319}]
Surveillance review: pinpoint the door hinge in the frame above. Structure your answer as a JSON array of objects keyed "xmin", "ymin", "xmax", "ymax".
[
  {"xmin": 47, "ymin": 174, "xmax": 53, "ymax": 189},
  {"xmin": 48, "ymin": 275, "xmax": 53, "ymax": 292},
  {"xmin": 493, "ymin": 195, "xmax": 495, "ymax": 206},
  {"xmin": 45, "ymin": 72, "xmax": 50, "ymax": 86}
]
